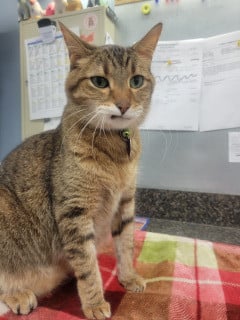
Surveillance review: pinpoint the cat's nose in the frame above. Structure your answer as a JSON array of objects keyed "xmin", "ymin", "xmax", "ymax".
[{"xmin": 116, "ymin": 102, "xmax": 130, "ymax": 115}]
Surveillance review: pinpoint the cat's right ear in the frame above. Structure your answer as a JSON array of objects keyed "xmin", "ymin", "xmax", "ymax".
[{"xmin": 59, "ymin": 22, "xmax": 96, "ymax": 68}]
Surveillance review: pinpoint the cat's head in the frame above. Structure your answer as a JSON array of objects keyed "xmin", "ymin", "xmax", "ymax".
[{"xmin": 60, "ymin": 22, "xmax": 162, "ymax": 131}]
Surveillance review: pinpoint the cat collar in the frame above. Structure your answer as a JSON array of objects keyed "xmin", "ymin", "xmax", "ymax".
[{"xmin": 119, "ymin": 129, "xmax": 131, "ymax": 157}]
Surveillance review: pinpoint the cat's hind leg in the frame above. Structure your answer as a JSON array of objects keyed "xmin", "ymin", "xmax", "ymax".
[
  {"xmin": 0, "ymin": 187, "xmax": 71, "ymax": 315},
  {"xmin": 0, "ymin": 261, "xmax": 71, "ymax": 315}
]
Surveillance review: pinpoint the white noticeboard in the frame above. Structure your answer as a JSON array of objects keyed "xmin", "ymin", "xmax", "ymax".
[{"xmin": 25, "ymin": 29, "xmax": 240, "ymax": 132}]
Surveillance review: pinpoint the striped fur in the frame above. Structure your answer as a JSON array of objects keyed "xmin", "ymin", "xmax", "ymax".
[{"xmin": 0, "ymin": 22, "xmax": 162, "ymax": 319}]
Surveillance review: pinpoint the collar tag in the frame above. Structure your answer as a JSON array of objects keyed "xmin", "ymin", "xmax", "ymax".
[{"xmin": 120, "ymin": 129, "xmax": 131, "ymax": 157}]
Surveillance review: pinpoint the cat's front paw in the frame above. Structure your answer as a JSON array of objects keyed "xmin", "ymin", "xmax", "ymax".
[
  {"xmin": 83, "ymin": 300, "xmax": 111, "ymax": 320},
  {"xmin": 120, "ymin": 274, "xmax": 146, "ymax": 292},
  {"xmin": 2, "ymin": 289, "xmax": 37, "ymax": 315}
]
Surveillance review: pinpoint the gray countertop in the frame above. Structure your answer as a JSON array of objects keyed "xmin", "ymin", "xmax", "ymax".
[
  {"xmin": 136, "ymin": 188, "xmax": 240, "ymax": 227},
  {"xmin": 135, "ymin": 188, "xmax": 240, "ymax": 244}
]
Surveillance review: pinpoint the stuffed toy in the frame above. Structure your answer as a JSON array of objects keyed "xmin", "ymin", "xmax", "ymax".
[
  {"xmin": 87, "ymin": 0, "xmax": 100, "ymax": 7},
  {"xmin": 66, "ymin": 0, "xmax": 83, "ymax": 11},
  {"xmin": 28, "ymin": 0, "xmax": 45, "ymax": 18},
  {"xmin": 45, "ymin": 0, "xmax": 68, "ymax": 16},
  {"xmin": 45, "ymin": 2, "xmax": 55, "ymax": 15},
  {"xmin": 54, "ymin": 0, "xmax": 68, "ymax": 14},
  {"xmin": 18, "ymin": 0, "xmax": 31, "ymax": 21}
]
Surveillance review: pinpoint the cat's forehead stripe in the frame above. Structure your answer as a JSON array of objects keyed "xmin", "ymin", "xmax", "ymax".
[{"xmin": 101, "ymin": 46, "xmax": 136, "ymax": 72}]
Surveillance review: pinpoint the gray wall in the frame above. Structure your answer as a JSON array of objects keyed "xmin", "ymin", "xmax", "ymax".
[
  {"xmin": 114, "ymin": 0, "xmax": 240, "ymax": 195},
  {"xmin": 0, "ymin": 3, "xmax": 21, "ymax": 160},
  {"xmin": 1, "ymin": 0, "xmax": 240, "ymax": 195}
]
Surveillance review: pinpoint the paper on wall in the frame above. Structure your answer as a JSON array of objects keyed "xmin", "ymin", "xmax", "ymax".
[
  {"xmin": 25, "ymin": 32, "xmax": 69, "ymax": 120},
  {"xmin": 229, "ymin": 132, "xmax": 240, "ymax": 163},
  {"xmin": 141, "ymin": 39, "xmax": 203, "ymax": 131},
  {"xmin": 43, "ymin": 117, "xmax": 61, "ymax": 131},
  {"xmin": 199, "ymin": 31, "xmax": 240, "ymax": 131}
]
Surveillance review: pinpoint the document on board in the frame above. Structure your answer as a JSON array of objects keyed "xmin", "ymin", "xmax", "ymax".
[
  {"xmin": 141, "ymin": 39, "xmax": 203, "ymax": 131},
  {"xmin": 43, "ymin": 117, "xmax": 61, "ymax": 131},
  {"xmin": 199, "ymin": 31, "xmax": 240, "ymax": 131},
  {"xmin": 25, "ymin": 32, "xmax": 69, "ymax": 120}
]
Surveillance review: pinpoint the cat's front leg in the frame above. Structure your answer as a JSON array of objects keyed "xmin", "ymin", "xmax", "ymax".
[
  {"xmin": 57, "ymin": 207, "xmax": 110, "ymax": 320},
  {"xmin": 112, "ymin": 197, "xmax": 146, "ymax": 293}
]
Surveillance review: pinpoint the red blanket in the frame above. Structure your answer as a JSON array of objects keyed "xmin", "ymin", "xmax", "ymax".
[{"xmin": 2, "ymin": 230, "xmax": 240, "ymax": 319}]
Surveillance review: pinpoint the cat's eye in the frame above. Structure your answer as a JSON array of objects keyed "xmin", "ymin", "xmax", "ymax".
[
  {"xmin": 90, "ymin": 76, "xmax": 109, "ymax": 88},
  {"xmin": 130, "ymin": 75, "xmax": 144, "ymax": 89}
]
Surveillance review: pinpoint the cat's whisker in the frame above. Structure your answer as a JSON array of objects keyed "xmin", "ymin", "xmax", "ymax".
[
  {"xmin": 79, "ymin": 113, "xmax": 99, "ymax": 138},
  {"xmin": 91, "ymin": 117, "xmax": 102, "ymax": 156},
  {"xmin": 99, "ymin": 114, "xmax": 105, "ymax": 136},
  {"xmin": 158, "ymin": 130, "xmax": 169, "ymax": 165},
  {"xmin": 64, "ymin": 106, "xmax": 88, "ymax": 121},
  {"xmin": 65, "ymin": 109, "xmax": 96, "ymax": 140},
  {"xmin": 61, "ymin": 107, "xmax": 87, "ymax": 129},
  {"xmin": 60, "ymin": 107, "xmax": 89, "ymax": 155},
  {"xmin": 66, "ymin": 109, "xmax": 95, "ymax": 135},
  {"xmin": 108, "ymin": 127, "xmax": 114, "ymax": 139},
  {"xmin": 60, "ymin": 109, "xmax": 98, "ymax": 159},
  {"xmin": 99, "ymin": 114, "xmax": 112, "ymax": 148},
  {"xmin": 158, "ymin": 130, "xmax": 179, "ymax": 166},
  {"xmin": 98, "ymin": 114, "xmax": 103, "ymax": 135},
  {"xmin": 62, "ymin": 109, "xmax": 99, "ymax": 158},
  {"xmin": 72, "ymin": 112, "xmax": 99, "ymax": 155}
]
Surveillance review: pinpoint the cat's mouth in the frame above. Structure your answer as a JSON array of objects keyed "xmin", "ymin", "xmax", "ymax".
[
  {"xmin": 111, "ymin": 115, "xmax": 122, "ymax": 119},
  {"xmin": 111, "ymin": 115, "xmax": 131, "ymax": 120}
]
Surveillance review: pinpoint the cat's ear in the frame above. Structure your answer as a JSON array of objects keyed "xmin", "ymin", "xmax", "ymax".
[
  {"xmin": 59, "ymin": 21, "xmax": 96, "ymax": 67},
  {"xmin": 133, "ymin": 23, "xmax": 162, "ymax": 60}
]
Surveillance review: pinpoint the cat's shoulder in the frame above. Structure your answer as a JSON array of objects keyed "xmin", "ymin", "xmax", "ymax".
[{"xmin": 2, "ymin": 127, "xmax": 61, "ymax": 167}]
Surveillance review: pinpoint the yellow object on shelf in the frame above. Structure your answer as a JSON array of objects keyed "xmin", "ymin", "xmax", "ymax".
[{"xmin": 141, "ymin": 3, "xmax": 151, "ymax": 15}]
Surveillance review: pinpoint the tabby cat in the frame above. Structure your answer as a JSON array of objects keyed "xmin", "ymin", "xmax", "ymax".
[{"xmin": 0, "ymin": 22, "xmax": 162, "ymax": 319}]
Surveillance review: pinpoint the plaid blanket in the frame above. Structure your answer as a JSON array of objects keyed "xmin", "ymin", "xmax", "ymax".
[{"xmin": 2, "ymin": 230, "xmax": 240, "ymax": 319}]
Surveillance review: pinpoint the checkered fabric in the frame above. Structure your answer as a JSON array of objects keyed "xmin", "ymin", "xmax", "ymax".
[{"xmin": 2, "ymin": 230, "xmax": 240, "ymax": 319}]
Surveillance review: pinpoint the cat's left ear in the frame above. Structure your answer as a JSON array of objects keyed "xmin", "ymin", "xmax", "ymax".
[
  {"xmin": 133, "ymin": 23, "xmax": 163, "ymax": 60},
  {"xmin": 59, "ymin": 21, "xmax": 96, "ymax": 66}
]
